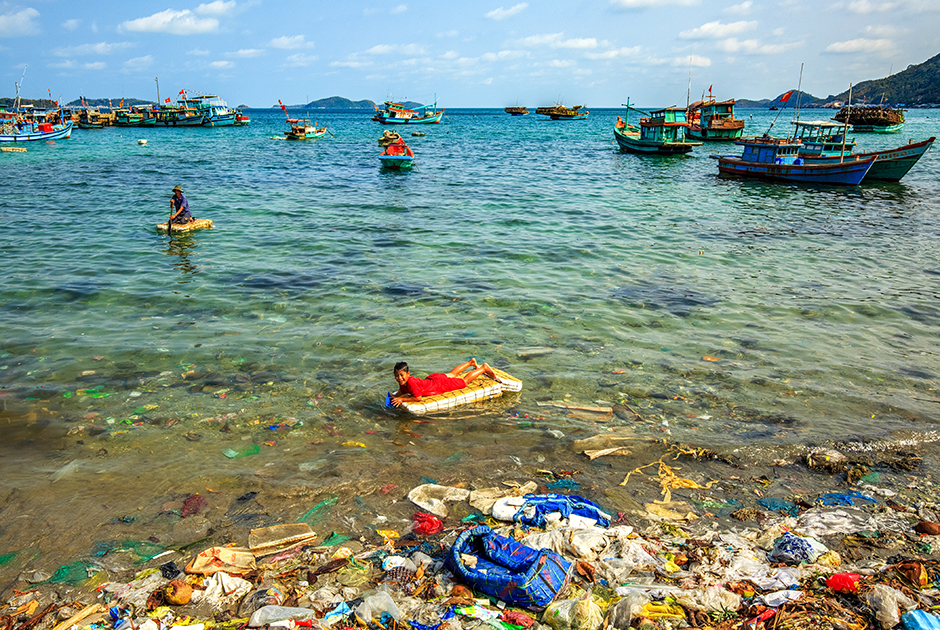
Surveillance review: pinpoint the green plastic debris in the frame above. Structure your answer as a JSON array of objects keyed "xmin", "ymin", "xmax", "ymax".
[
  {"xmin": 860, "ymin": 472, "xmax": 880, "ymax": 483},
  {"xmin": 297, "ymin": 495, "xmax": 338, "ymax": 524},
  {"xmin": 63, "ymin": 392, "xmax": 72, "ymax": 399},
  {"xmin": 322, "ymin": 532, "xmax": 352, "ymax": 548},
  {"xmin": 443, "ymin": 452, "xmax": 466, "ymax": 463},
  {"xmin": 222, "ymin": 444, "xmax": 261, "ymax": 459},
  {"xmin": 46, "ymin": 560, "xmax": 99, "ymax": 585},
  {"xmin": 461, "ymin": 514, "xmax": 482, "ymax": 522},
  {"xmin": 133, "ymin": 406, "xmax": 148, "ymax": 414},
  {"xmin": 0, "ymin": 551, "xmax": 18, "ymax": 565}
]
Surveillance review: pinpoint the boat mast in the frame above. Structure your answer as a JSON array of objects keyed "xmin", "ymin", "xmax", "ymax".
[
  {"xmin": 155, "ymin": 77, "xmax": 161, "ymax": 108},
  {"xmin": 14, "ymin": 65, "xmax": 26, "ymax": 112},
  {"xmin": 686, "ymin": 57, "xmax": 691, "ymax": 109},
  {"xmin": 840, "ymin": 83, "xmax": 852, "ymax": 163},
  {"xmin": 793, "ymin": 63, "xmax": 804, "ymax": 131}
]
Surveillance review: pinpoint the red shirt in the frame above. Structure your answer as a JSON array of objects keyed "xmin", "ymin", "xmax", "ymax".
[{"xmin": 405, "ymin": 373, "xmax": 467, "ymax": 398}]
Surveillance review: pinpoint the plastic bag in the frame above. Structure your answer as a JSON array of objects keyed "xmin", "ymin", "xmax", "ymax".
[
  {"xmin": 902, "ymin": 610, "xmax": 940, "ymax": 630},
  {"xmin": 864, "ymin": 584, "xmax": 917, "ymax": 629},
  {"xmin": 608, "ymin": 592, "xmax": 649, "ymax": 629},
  {"xmin": 248, "ymin": 606, "xmax": 318, "ymax": 628},
  {"xmin": 543, "ymin": 593, "xmax": 603, "ymax": 630},
  {"xmin": 827, "ymin": 573, "xmax": 862, "ymax": 593},
  {"xmin": 407, "ymin": 484, "xmax": 470, "ymax": 518},
  {"xmin": 567, "ymin": 529, "xmax": 610, "ymax": 560},
  {"xmin": 413, "ymin": 513, "xmax": 444, "ymax": 536},
  {"xmin": 356, "ymin": 591, "xmax": 401, "ymax": 622},
  {"xmin": 674, "ymin": 585, "xmax": 740, "ymax": 613},
  {"xmin": 768, "ymin": 532, "xmax": 828, "ymax": 565}
]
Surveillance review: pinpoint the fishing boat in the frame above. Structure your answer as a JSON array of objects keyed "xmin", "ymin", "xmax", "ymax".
[
  {"xmin": 614, "ymin": 101, "xmax": 701, "ymax": 154},
  {"xmin": 378, "ymin": 139, "xmax": 415, "ymax": 170},
  {"xmin": 177, "ymin": 93, "xmax": 237, "ymax": 127},
  {"xmin": 714, "ymin": 135, "xmax": 875, "ymax": 185},
  {"xmin": 504, "ymin": 106, "xmax": 529, "ymax": 116},
  {"xmin": 114, "ymin": 108, "xmax": 156, "ymax": 127},
  {"xmin": 372, "ymin": 99, "xmax": 444, "ymax": 125},
  {"xmin": 77, "ymin": 107, "xmax": 106, "ymax": 129},
  {"xmin": 686, "ymin": 94, "xmax": 745, "ymax": 141},
  {"xmin": 0, "ymin": 113, "xmax": 73, "ymax": 142},
  {"xmin": 535, "ymin": 104, "xmax": 589, "ymax": 120},
  {"xmin": 834, "ymin": 105, "xmax": 904, "ymax": 133},
  {"xmin": 791, "ymin": 120, "xmax": 856, "ymax": 157},
  {"xmin": 284, "ymin": 118, "xmax": 326, "ymax": 140},
  {"xmin": 800, "ymin": 137, "xmax": 935, "ymax": 182},
  {"xmin": 234, "ymin": 110, "xmax": 250, "ymax": 126}
]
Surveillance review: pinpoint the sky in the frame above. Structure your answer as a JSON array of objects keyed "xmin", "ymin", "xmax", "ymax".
[{"xmin": 1, "ymin": 0, "xmax": 939, "ymax": 108}]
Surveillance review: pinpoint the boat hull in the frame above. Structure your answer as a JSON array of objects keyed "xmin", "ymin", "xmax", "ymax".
[
  {"xmin": 614, "ymin": 127, "xmax": 698, "ymax": 154},
  {"xmin": 852, "ymin": 124, "xmax": 903, "ymax": 133},
  {"xmin": 801, "ymin": 137, "xmax": 934, "ymax": 182},
  {"xmin": 374, "ymin": 111, "xmax": 444, "ymax": 125},
  {"xmin": 687, "ymin": 125, "xmax": 744, "ymax": 141},
  {"xmin": 0, "ymin": 121, "xmax": 73, "ymax": 142},
  {"xmin": 203, "ymin": 113, "xmax": 236, "ymax": 126},
  {"xmin": 379, "ymin": 156, "xmax": 414, "ymax": 169},
  {"xmin": 716, "ymin": 155, "xmax": 875, "ymax": 185}
]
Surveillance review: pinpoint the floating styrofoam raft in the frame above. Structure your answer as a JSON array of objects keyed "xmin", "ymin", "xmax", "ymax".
[
  {"xmin": 157, "ymin": 218, "xmax": 214, "ymax": 233},
  {"xmin": 389, "ymin": 367, "xmax": 522, "ymax": 416}
]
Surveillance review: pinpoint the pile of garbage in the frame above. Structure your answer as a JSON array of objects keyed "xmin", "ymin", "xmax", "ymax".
[{"xmin": 5, "ymin": 473, "xmax": 940, "ymax": 630}]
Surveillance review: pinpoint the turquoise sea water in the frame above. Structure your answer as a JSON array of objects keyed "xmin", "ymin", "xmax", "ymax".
[{"xmin": 1, "ymin": 108, "xmax": 939, "ymax": 572}]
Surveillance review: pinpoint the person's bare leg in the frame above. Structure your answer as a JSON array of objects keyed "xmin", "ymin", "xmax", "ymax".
[
  {"xmin": 446, "ymin": 358, "xmax": 477, "ymax": 377},
  {"xmin": 463, "ymin": 363, "xmax": 496, "ymax": 385}
]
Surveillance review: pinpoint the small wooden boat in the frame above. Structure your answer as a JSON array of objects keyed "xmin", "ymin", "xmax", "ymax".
[
  {"xmin": 686, "ymin": 94, "xmax": 745, "ymax": 141},
  {"xmin": 284, "ymin": 119, "xmax": 326, "ymax": 140},
  {"xmin": 378, "ymin": 139, "xmax": 415, "ymax": 170},
  {"xmin": 373, "ymin": 99, "xmax": 444, "ymax": 125},
  {"xmin": 614, "ymin": 100, "xmax": 701, "ymax": 155},
  {"xmin": 714, "ymin": 135, "xmax": 875, "ymax": 185},
  {"xmin": 504, "ymin": 106, "xmax": 529, "ymax": 116},
  {"xmin": 1, "ymin": 146, "xmax": 27, "ymax": 153},
  {"xmin": 0, "ymin": 118, "xmax": 73, "ymax": 143},
  {"xmin": 234, "ymin": 110, "xmax": 250, "ymax": 126},
  {"xmin": 834, "ymin": 105, "xmax": 904, "ymax": 133},
  {"xmin": 536, "ymin": 104, "xmax": 589, "ymax": 120},
  {"xmin": 156, "ymin": 218, "xmax": 214, "ymax": 233},
  {"xmin": 386, "ymin": 367, "xmax": 522, "ymax": 415},
  {"xmin": 791, "ymin": 120, "xmax": 856, "ymax": 157},
  {"xmin": 800, "ymin": 136, "xmax": 935, "ymax": 182}
]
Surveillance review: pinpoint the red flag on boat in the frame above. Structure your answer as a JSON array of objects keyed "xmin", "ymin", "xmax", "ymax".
[
  {"xmin": 708, "ymin": 84, "xmax": 712, "ymax": 93},
  {"xmin": 179, "ymin": 89, "xmax": 185, "ymax": 95},
  {"xmin": 779, "ymin": 90, "xmax": 793, "ymax": 103},
  {"xmin": 278, "ymin": 99, "xmax": 287, "ymax": 113},
  {"xmin": 164, "ymin": 98, "xmax": 171, "ymax": 104}
]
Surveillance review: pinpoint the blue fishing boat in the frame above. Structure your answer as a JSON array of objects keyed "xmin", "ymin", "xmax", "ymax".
[
  {"xmin": 177, "ymin": 93, "xmax": 237, "ymax": 126},
  {"xmin": 372, "ymin": 98, "xmax": 444, "ymax": 125},
  {"xmin": 0, "ymin": 114, "xmax": 73, "ymax": 142},
  {"xmin": 791, "ymin": 120, "xmax": 856, "ymax": 157},
  {"xmin": 614, "ymin": 101, "xmax": 701, "ymax": 154},
  {"xmin": 715, "ymin": 135, "xmax": 875, "ymax": 185},
  {"xmin": 800, "ymin": 136, "xmax": 935, "ymax": 182},
  {"xmin": 378, "ymin": 139, "xmax": 415, "ymax": 169},
  {"xmin": 687, "ymin": 94, "xmax": 745, "ymax": 141}
]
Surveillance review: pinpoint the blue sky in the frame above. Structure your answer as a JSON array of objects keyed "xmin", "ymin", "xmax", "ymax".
[{"xmin": 2, "ymin": 0, "xmax": 938, "ymax": 107}]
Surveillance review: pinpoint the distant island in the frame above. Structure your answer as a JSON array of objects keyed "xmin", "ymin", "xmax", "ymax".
[
  {"xmin": 739, "ymin": 51, "xmax": 940, "ymax": 108},
  {"xmin": 273, "ymin": 96, "xmax": 378, "ymax": 110}
]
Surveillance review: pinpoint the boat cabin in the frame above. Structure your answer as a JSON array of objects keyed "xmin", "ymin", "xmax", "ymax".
[
  {"xmin": 791, "ymin": 120, "xmax": 855, "ymax": 157},
  {"xmin": 735, "ymin": 137, "xmax": 803, "ymax": 165},
  {"xmin": 640, "ymin": 108, "xmax": 690, "ymax": 143}
]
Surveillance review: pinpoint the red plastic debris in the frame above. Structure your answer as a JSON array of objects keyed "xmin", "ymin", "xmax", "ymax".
[
  {"xmin": 500, "ymin": 611, "xmax": 536, "ymax": 628},
  {"xmin": 827, "ymin": 572, "xmax": 862, "ymax": 593},
  {"xmin": 181, "ymin": 493, "xmax": 207, "ymax": 517},
  {"xmin": 413, "ymin": 512, "xmax": 444, "ymax": 535}
]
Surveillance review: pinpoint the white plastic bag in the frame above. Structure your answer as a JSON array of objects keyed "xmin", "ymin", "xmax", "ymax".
[
  {"xmin": 864, "ymin": 584, "xmax": 917, "ymax": 629},
  {"xmin": 543, "ymin": 593, "xmax": 603, "ymax": 630},
  {"xmin": 356, "ymin": 590, "xmax": 401, "ymax": 622},
  {"xmin": 674, "ymin": 585, "xmax": 741, "ymax": 613},
  {"xmin": 248, "ymin": 606, "xmax": 318, "ymax": 628}
]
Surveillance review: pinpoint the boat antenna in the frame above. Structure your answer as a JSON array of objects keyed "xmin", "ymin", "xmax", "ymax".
[
  {"xmin": 14, "ymin": 64, "xmax": 27, "ymax": 112},
  {"xmin": 686, "ymin": 57, "xmax": 691, "ymax": 109},
  {"xmin": 840, "ymin": 83, "xmax": 851, "ymax": 163}
]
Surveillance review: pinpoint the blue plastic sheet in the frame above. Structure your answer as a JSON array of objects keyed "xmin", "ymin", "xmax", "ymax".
[
  {"xmin": 513, "ymin": 494, "xmax": 611, "ymax": 529},
  {"xmin": 758, "ymin": 497, "xmax": 799, "ymax": 517},
  {"xmin": 817, "ymin": 490, "xmax": 876, "ymax": 506}
]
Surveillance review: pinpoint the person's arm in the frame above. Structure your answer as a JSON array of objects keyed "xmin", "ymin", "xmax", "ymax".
[{"xmin": 391, "ymin": 394, "xmax": 420, "ymax": 406}]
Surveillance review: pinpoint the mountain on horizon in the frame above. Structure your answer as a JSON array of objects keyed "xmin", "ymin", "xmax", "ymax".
[{"xmin": 271, "ymin": 96, "xmax": 377, "ymax": 109}]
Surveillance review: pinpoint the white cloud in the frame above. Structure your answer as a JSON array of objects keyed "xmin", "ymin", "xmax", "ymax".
[
  {"xmin": 0, "ymin": 8, "xmax": 40, "ymax": 36},
  {"xmin": 270, "ymin": 35, "xmax": 313, "ymax": 49},
  {"xmin": 673, "ymin": 54, "xmax": 711, "ymax": 67},
  {"xmin": 122, "ymin": 55, "xmax": 153, "ymax": 72},
  {"xmin": 54, "ymin": 41, "xmax": 134, "ymax": 56},
  {"xmin": 481, "ymin": 50, "xmax": 523, "ymax": 61},
  {"xmin": 846, "ymin": 0, "xmax": 895, "ymax": 12},
  {"xmin": 196, "ymin": 0, "xmax": 236, "ymax": 16},
  {"xmin": 49, "ymin": 60, "xmax": 75, "ymax": 69},
  {"xmin": 365, "ymin": 43, "xmax": 426, "ymax": 55},
  {"xmin": 724, "ymin": 1, "xmax": 752, "ymax": 14},
  {"xmin": 210, "ymin": 60, "xmax": 233, "ymax": 68},
  {"xmin": 483, "ymin": 77, "xmax": 493, "ymax": 84},
  {"xmin": 611, "ymin": 0, "xmax": 696, "ymax": 7},
  {"xmin": 229, "ymin": 48, "xmax": 263, "ymax": 57},
  {"xmin": 188, "ymin": 48, "xmax": 210, "ymax": 55},
  {"xmin": 717, "ymin": 38, "xmax": 797, "ymax": 54},
  {"xmin": 84, "ymin": 61, "xmax": 106, "ymax": 70},
  {"xmin": 391, "ymin": 4, "xmax": 407, "ymax": 13},
  {"xmin": 550, "ymin": 59, "xmax": 575, "ymax": 67},
  {"xmin": 62, "ymin": 19, "xmax": 80, "ymax": 31},
  {"xmin": 585, "ymin": 46, "xmax": 641, "ymax": 59},
  {"xmin": 518, "ymin": 33, "xmax": 598, "ymax": 49},
  {"xmin": 330, "ymin": 60, "xmax": 369, "ymax": 68},
  {"xmin": 284, "ymin": 53, "xmax": 318, "ymax": 67},
  {"xmin": 120, "ymin": 9, "xmax": 219, "ymax": 35},
  {"xmin": 824, "ymin": 38, "xmax": 893, "ymax": 52},
  {"xmin": 865, "ymin": 24, "xmax": 900, "ymax": 36},
  {"xmin": 485, "ymin": 3, "xmax": 528, "ymax": 20},
  {"xmin": 679, "ymin": 20, "xmax": 756, "ymax": 39},
  {"xmin": 441, "ymin": 50, "xmax": 458, "ymax": 59}
]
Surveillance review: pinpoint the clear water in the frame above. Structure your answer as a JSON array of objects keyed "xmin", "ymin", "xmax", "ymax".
[{"xmin": 1, "ymin": 108, "xmax": 938, "ymax": 576}]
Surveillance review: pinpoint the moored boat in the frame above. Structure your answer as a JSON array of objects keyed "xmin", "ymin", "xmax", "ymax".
[
  {"xmin": 504, "ymin": 106, "xmax": 529, "ymax": 116},
  {"xmin": 378, "ymin": 139, "xmax": 415, "ymax": 169},
  {"xmin": 284, "ymin": 118, "xmax": 326, "ymax": 140},
  {"xmin": 834, "ymin": 105, "xmax": 904, "ymax": 133},
  {"xmin": 714, "ymin": 135, "xmax": 875, "ymax": 185},
  {"xmin": 234, "ymin": 110, "xmax": 250, "ymax": 126},
  {"xmin": 0, "ymin": 115, "xmax": 73, "ymax": 142},
  {"xmin": 687, "ymin": 96, "xmax": 745, "ymax": 141},
  {"xmin": 800, "ymin": 136, "xmax": 935, "ymax": 182},
  {"xmin": 791, "ymin": 120, "xmax": 856, "ymax": 157},
  {"xmin": 373, "ymin": 99, "xmax": 444, "ymax": 125},
  {"xmin": 177, "ymin": 93, "xmax": 237, "ymax": 127},
  {"xmin": 535, "ymin": 104, "xmax": 589, "ymax": 120},
  {"xmin": 614, "ymin": 101, "xmax": 701, "ymax": 155}
]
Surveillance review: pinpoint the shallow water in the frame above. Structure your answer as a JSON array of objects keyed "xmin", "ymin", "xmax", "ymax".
[{"xmin": 1, "ymin": 108, "xmax": 939, "ymax": 580}]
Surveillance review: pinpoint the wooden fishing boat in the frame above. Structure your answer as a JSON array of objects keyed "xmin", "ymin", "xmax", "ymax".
[
  {"xmin": 800, "ymin": 136, "xmax": 935, "ymax": 182},
  {"xmin": 378, "ymin": 139, "xmax": 415, "ymax": 169},
  {"xmin": 687, "ymin": 96, "xmax": 745, "ymax": 141},
  {"xmin": 504, "ymin": 106, "xmax": 529, "ymax": 116},
  {"xmin": 834, "ymin": 105, "xmax": 904, "ymax": 133},
  {"xmin": 156, "ymin": 218, "xmax": 214, "ymax": 233},
  {"xmin": 614, "ymin": 102, "xmax": 701, "ymax": 154},
  {"xmin": 386, "ymin": 367, "xmax": 522, "ymax": 415},
  {"xmin": 714, "ymin": 135, "xmax": 875, "ymax": 185},
  {"xmin": 535, "ymin": 104, "xmax": 589, "ymax": 120},
  {"xmin": 373, "ymin": 99, "xmax": 444, "ymax": 125},
  {"xmin": 284, "ymin": 119, "xmax": 326, "ymax": 140},
  {"xmin": 791, "ymin": 120, "xmax": 856, "ymax": 157},
  {"xmin": 0, "ymin": 117, "xmax": 73, "ymax": 142},
  {"xmin": 234, "ymin": 110, "xmax": 250, "ymax": 126}
]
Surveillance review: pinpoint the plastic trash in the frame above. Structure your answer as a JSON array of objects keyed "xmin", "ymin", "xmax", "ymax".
[
  {"xmin": 674, "ymin": 585, "xmax": 740, "ymax": 613},
  {"xmin": 248, "ymin": 606, "xmax": 318, "ymax": 628},
  {"xmin": 222, "ymin": 444, "xmax": 260, "ymax": 459},
  {"xmin": 297, "ymin": 496, "xmax": 338, "ymax": 525},
  {"xmin": 407, "ymin": 484, "xmax": 470, "ymax": 518},
  {"xmin": 608, "ymin": 592, "xmax": 649, "ymax": 629},
  {"xmin": 185, "ymin": 546, "xmax": 255, "ymax": 575},
  {"xmin": 768, "ymin": 532, "xmax": 829, "ymax": 565},
  {"xmin": 543, "ymin": 593, "xmax": 604, "ymax": 630},
  {"xmin": 382, "ymin": 556, "xmax": 417, "ymax": 572},
  {"xmin": 413, "ymin": 512, "xmax": 444, "ymax": 535},
  {"xmin": 758, "ymin": 590, "xmax": 803, "ymax": 607},
  {"xmin": 757, "ymin": 497, "xmax": 799, "ymax": 517},
  {"xmin": 817, "ymin": 490, "xmax": 877, "ymax": 506},
  {"xmin": 492, "ymin": 494, "xmax": 611, "ymax": 529},
  {"xmin": 903, "ymin": 610, "xmax": 940, "ymax": 630},
  {"xmin": 864, "ymin": 584, "xmax": 917, "ymax": 629},
  {"xmin": 356, "ymin": 591, "xmax": 401, "ymax": 622},
  {"xmin": 827, "ymin": 572, "xmax": 862, "ymax": 593}
]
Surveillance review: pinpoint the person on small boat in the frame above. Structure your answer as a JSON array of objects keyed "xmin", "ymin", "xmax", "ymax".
[
  {"xmin": 390, "ymin": 359, "xmax": 497, "ymax": 407},
  {"xmin": 169, "ymin": 185, "xmax": 194, "ymax": 224}
]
